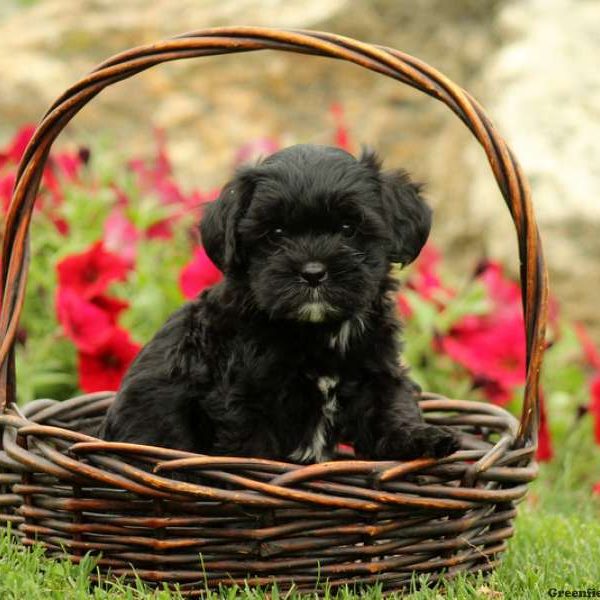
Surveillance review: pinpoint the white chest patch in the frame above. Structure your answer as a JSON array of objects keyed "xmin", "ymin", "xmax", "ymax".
[
  {"xmin": 289, "ymin": 376, "xmax": 340, "ymax": 463},
  {"xmin": 329, "ymin": 317, "xmax": 365, "ymax": 355}
]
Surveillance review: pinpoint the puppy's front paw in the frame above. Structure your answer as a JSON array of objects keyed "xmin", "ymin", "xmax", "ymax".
[
  {"xmin": 420, "ymin": 425, "xmax": 461, "ymax": 458},
  {"xmin": 380, "ymin": 424, "xmax": 460, "ymax": 460}
]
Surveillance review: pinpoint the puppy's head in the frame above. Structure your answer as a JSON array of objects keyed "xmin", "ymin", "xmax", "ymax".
[{"xmin": 201, "ymin": 144, "xmax": 431, "ymax": 322}]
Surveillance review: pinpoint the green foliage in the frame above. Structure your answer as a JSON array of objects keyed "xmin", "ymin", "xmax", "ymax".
[
  {"xmin": 402, "ymin": 279, "xmax": 490, "ymax": 399},
  {"xmin": 13, "ymin": 142, "xmax": 194, "ymax": 404}
]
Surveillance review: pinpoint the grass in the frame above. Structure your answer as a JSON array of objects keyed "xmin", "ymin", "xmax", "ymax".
[{"xmin": 2, "ymin": 425, "xmax": 600, "ymax": 599}]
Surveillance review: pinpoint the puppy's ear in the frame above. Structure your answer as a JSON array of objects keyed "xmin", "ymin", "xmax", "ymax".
[
  {"xmin": 360, "ymin": 148, "xmax": 432, "ymax": 266},
  {"xmin": 200, "ymin": 168, "xmax": 256, "ymax": 273}
]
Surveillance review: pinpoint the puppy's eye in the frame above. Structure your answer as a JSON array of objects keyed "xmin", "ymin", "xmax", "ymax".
[
  {"xmin": 340, "ymin": 223, "xmax": 356, "ymax": 237},
  {"xmin": 270, "ymin": 227, "xmax": 285, "ymax": 240}
]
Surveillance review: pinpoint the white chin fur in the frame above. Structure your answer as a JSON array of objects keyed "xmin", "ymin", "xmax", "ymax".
[{"xmin": 297, "ymin": 302, "xmax": 330, "ymax": 322}]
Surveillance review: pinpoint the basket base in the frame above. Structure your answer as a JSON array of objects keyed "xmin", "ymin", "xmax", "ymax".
[{"xmin": 0, "ymin": 392, "xmax": 534, "ymax": 593}]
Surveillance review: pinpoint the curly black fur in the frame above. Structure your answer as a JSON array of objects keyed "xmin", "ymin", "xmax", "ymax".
[{"xmin": 100, "ymin": 145, "xmax": 460, "ymax": 462}]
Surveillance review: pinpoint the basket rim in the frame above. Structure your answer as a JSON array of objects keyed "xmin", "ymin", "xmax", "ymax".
[
  {"xmin": 0, "ymin": 391, "xmax": 537, "ymax": 514},
  {"xmin": 0, "ymin": 26, "xmax": 548, "ymax": 449}
]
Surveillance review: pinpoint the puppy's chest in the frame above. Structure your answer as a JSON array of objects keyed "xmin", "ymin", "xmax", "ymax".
[{"xmin": 288, "ymin": 373, "xmax": 341, "ymax": 464}]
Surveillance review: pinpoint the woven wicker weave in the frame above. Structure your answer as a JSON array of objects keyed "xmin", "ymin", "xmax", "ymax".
[{"xmin": 0, "ymin": 27, "xmax": 548, "ymax": 594}]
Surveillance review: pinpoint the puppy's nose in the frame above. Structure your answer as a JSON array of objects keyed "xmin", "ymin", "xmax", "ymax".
[{"xmin": 300, "ymin": 262, "xmax": 328, "ymax": 286}]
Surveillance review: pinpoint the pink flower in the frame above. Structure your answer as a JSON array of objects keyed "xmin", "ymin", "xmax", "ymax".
[
  {"xmin": 78, "ymin": 328, "xmax": 140, "ymax": 392},
  {"xmin": 53, "ymin": 152, "xmax": 83, "ymax": 181},
  {"xmin": 111, "ymin": 184, "xmax": 130, "ymax": 208},
  {"xmin": 179, "ymin": 246, "xmax": 223, "ymax": 299},
  {"xmin": 331, "ymin": 103, "xmax": 352, "ymax": 152},
  {"xmin": 103, "ymin": 208, "xmax": 140, "ymax": 267},
  {"xmin": 477, "ymin": 261, "xmax": 521, "ymax": 305},
  {"xmin": 575, "ymin": 323, "xmax": 600, "ymax": 370},
  {"xmin": 56, "ymin": 288, "xmax": 114, "ymax": 352},
  {"xmin": 153, "ymin": 127, "xmax": 171, "ymax": 180},
  {"xmin": 396, "ymin": 293, "xmax": 413, "ymax": 318},
  {"xmin": 127, "ymin": 131, "xmax": 215, "ymax": 238},
  {"xmin": 396, "ymin": 244, "xmax": 454, "ymax": 318},
  {"xmin": 144, "ymin": 190, "xmax": 213, "ymax": 240},
  {"xmin": 234, "ymin": 137, "xmax": 280, "ymax": 166},
  {"xmin": 408, "ymin": 244, "xmax": 454, "ymax": 306},
  {"xmin": 57, "ymin": 241, "xmax": 130, "ymax": 299},
  {"xmin": 129, "ymin": 129, "xmax": 186, "ymax": 205},
  {"xmin": 41, "ymin": 165, "xmax": 63, "ymax": 206}
]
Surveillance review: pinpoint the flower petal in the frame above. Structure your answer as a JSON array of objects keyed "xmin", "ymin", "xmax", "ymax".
[{"xmin": 179, "ymin": 246, "xmax": 223, "ymax": 299}]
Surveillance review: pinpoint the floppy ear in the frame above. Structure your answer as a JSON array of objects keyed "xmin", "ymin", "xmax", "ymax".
[
  {"xmin": 200, "ymin": 168, "xmax": 256, "ymax": 273},
  {"xmin": 360, "ymin": 149, "xmax": 432, "ymax": 266}
]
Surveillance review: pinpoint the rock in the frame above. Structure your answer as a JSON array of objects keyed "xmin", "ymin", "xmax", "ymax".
[{"xmin": 466, "ymin": 0, "xmax": 600, "ymax": 331}]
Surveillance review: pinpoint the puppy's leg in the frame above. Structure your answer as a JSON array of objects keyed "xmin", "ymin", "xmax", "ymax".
[{"xmin": 346, "ymin": 375, "xmax": 460, "ymax": 460}]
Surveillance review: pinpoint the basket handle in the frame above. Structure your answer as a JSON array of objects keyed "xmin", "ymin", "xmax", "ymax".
[{"xmin": 0, "ymin": 27, "xmax": 548, "ymax": 448}]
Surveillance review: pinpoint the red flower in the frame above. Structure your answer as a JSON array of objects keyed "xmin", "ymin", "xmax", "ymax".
[
  {"xmin": 57, "ymin": 241, "xmax": 130, "ymax": 299},
  {"xmin": 0, "ymin": 172, "xmax": 15, "ymax": 212},
  {"xmin": 439, "ymin": 312, "xmax": 526, "ymax": 404},
  {"xmin": 473, "ymin": 376, "xmax": 514, "ymax": 406},
  {"xmin": 145, "ymin": 215, "xmax": 177, "ymax": 240},
  {"xmin": 575, "ymin": 324, "xmax": 600, "ymax": 448},
  {"xmin": 536, "ymin": 391, "xmax": 553, "ymax": 462},
  {"xmin": 590, "ymin": 374, "xmax": 600, "ymax": 445},
  {"xmin": 78, "ymin": 328, "xmax": 140, "ymax": 392},
  {"xmin": 179, "ymin": 246, "xmax": 223, "ymax": 299},
  {"xmin": 51, "ymin": 216, "xmax": 70, "ymax": 236},
  {"xmin": 56, "ymin": 288, "xmax": 113, "ymax": 352},
  {"xmin": 396, "ymin": 293, "xmax": 413, "ymax": 318},
  {"xmin": 438, "ymin": 261, "xmax": 527, "ymax": 404},
  {"xmin": 0, "ymin": 124, "xmax": 36, "ymax": 167},
  {"xmin": 1, "ymin": 125, "xmax": 85, "ymax": 214},
  {"xmin": 90, "ymin": 295, "xmax": 129, "ymax": 324}
]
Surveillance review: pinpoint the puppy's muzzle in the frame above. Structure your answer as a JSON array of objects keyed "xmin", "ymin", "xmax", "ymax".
[{"xmin": 300, "ymin": 261, "xmax": 328, "ymax": 287}]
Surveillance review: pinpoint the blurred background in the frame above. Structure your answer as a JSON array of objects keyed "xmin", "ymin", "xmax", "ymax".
[
  {"xmin": 1, "ymin": 0, "xmax": 599, "ymax": 338},
  {"xmin": 2, "ymin": 3, "xmax": 600, "ymax": 591}
]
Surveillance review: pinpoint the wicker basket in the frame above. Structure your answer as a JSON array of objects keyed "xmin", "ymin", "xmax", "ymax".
[{"xmin": 0, "ymin": 27, "xmax": 548, "ymax": 594}]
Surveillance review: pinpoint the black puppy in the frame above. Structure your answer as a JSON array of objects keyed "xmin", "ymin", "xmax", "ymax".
[{"xmin": 100, "ymin": 145, "xmax": 460, "ymax": 462}]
